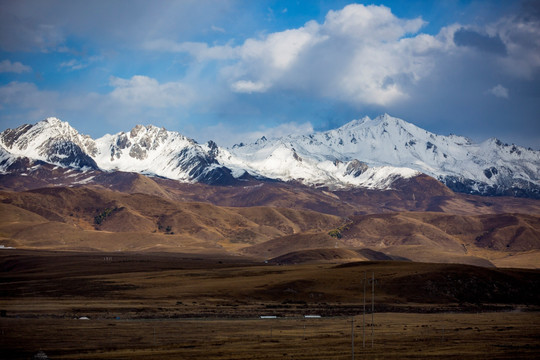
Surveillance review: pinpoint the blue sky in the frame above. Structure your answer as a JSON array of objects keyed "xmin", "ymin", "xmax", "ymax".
[{"xmin": 0, "ymin": 0, "xmax": 539, "ymax": 148}]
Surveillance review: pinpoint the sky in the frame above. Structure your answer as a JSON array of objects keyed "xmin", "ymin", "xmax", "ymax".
[{"xmin": 0, "ymin": 0, "xmax": 539, "ymax": 149}]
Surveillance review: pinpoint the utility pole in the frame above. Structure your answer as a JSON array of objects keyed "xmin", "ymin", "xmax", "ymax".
[
  {"xmin": 351, "ymin": 316, "xmax": 355, "ymax": 360},
  {"xmin": 363, "ymin": 271, "xmax": 366, "ymax": 348},
  {"xmin": 372, "ymin": 271, "xmax": 374, "ymax": 348}
]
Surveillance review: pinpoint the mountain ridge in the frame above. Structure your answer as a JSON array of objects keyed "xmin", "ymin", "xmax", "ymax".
[
  {"xmin": 225, "ymin": 114, "xmax": 539, "ymax": 196},
  {"xmin": 1, "ymin": 114, "xmax": 539, "ymax": 197}
]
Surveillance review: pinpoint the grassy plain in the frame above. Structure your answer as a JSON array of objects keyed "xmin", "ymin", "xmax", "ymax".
[
  {"xmin": 3, "ymin": 313, "xmax": 539, "ymax": 359},
  {"xmin": 1, "ymin": 250, "xmax": 539, "ymax": 359}
]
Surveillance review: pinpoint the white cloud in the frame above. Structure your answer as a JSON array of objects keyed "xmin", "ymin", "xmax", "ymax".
[
  {"xmin": 0, "ymin": 81, "xmax": 62, "ymax": 123},
  {"xmin": 0, "ymin": 60, "xmax": 32, "ymax": 73},
  {"xmin": 238, "ymin": 23, "xmax": 321, "ymax": 70},
  {"xmin": 144, "ymin": 3, "xmax": 540, "ymax": 114},
  {"xmin": 495, "ymin": 15, "xmax": 540, "ymax": 79},
  {"xmin": 323, "ymin": 4, "xmax": 425, "ymax": 42},
  {"xmin": 0, "ymin": 81, "xmax": 56, "ymax": 108},
  {"xmin": 143, "ymin": 39, "xmax": 235, "ymax": 61},
  {"xmin": 231, "ymin": 80, "xmax": 268, "ymax": 93},
  {"xmin": 58, "ymin": 56, "xmax": 102, "ymax": 71},
  {"xmin": 211, "ymin": 25, "xmax": 225, "ymax": 33},
  {"xmin": 488, "ymin": 84, "xmax": 509, "ymax": 98},
  {"xmin": 150, "ymin": 4, "xmax": 439, "ymax": 107},
  {"xmin": 59, "ymin": 59, "xmax": 86, "ymax": 71},
  {"xmin": 0, "ymin": 76, "xmax": 193, "ymax": 113},
  {"xmin": 109, "ymin": 75, "xmax": 193, "ymax": 108},
  {"xmin": 0, "ymin": 76, "xmax": 195, "ymax": 132},
  {"xmin": 226, "ymin": 4, "xmax": 434, "ymax": 106}
]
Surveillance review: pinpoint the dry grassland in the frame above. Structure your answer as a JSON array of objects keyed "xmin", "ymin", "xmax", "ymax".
[
  {"xmin": 2, "ymin": 313, "xmax": 539, "ymax": 359},
  {"xmin": 1, "ymin": 250, "xmax": 539, "ymax": 359}
]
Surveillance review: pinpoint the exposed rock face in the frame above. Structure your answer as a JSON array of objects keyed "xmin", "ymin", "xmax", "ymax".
[{"xmin": 344, "ymin": 159, "xmax": 368, "ymax": 177}]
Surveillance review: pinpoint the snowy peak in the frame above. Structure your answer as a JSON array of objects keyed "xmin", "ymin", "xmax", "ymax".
[
  {"xmin": 221, "ymin": 116, "xmax": 422, "ymax": 190},
  {"xmin": 337, "ymin": 113, "xmax": 405, "ymax": 131},
  {"xmin": 99, "ymin": 124, "xmax": 181, "ymax": 162},
  {"xmin": 224, "ymin": 114, "xmax": 540, "ymax": 196},
  {"xmin": 91, "ymin": 124, "xmax": 233, "ymax": 184},
  {"xmin": 127, "ymin": 124, "xmax": 174, "ymax": 151},
  {"xmin": 316, "ymin": 113, "xmax": 461, "ymax": 162},
  {"xmin": 0, "ymin": 117, "xmax": 98, "ymax": 169}
]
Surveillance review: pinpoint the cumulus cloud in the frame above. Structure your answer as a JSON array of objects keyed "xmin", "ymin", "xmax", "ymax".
[
  {"xmin": 109, "ymin": 75, "xmax": 193, "ymax": 108},
  {"xmin": 227, "ymin": 4, "xmax": 434, "ymax": 106},
  {"xmin": 495, "ymin": 12, "xmax": 540, "ymax": 79},
  {"xmin": 152, "ymin": 4, "xmax": 438, "ymax": 107},
  {"xmin": 144, "ymin": 3, "xmax": 540, "ymax": 114},
  {"xmin": 487, "ymin": 84, "xmax": 509, "ymax": 98},
  {"xmin": 0, "ymin": 60, "xmax": 32, "ymax": 73},
  {"xmin": 323, "ymin": 4, "xmax": 425, "ymax": 41},
  {"xmin": 238, "ymin": 24, "xmax": 321, "ymax": 70}
]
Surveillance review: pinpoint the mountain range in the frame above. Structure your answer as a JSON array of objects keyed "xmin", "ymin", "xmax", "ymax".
[
  {"xmin": 1, "ymin": 114, "xmax": 539, "ymax": 198},
  {"xmin": 1, "ymin": 115, "xmax": 540, "ymax": 268}
]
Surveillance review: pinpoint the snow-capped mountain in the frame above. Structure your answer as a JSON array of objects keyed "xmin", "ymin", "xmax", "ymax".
[
  {"xmin": 224, "ymin": 114, "xmax": 540, "ymax": 196},
  {"xmin": 1, "ymin": 117, "xmax": 98, "ymax": 170},
  {"xmin": 90, "ymin": 124, "xmax": 234, "ymax": 184},
  {"xmin": 218, "ymin": 134, "xmax": 420, "ymax": 190},
  {"xmin": 1, "ymin": 115, "xmax": 539, "ymax": 197},
  {"xmin": 0, "ymin": 117, "xmax": 234, "ymax": 185}
]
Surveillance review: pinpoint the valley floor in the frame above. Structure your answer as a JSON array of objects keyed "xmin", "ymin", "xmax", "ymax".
[
  {"xmin": 3, "ymin": 312, "xmax": 539, "ymax": 359},
  {"xmin": 1, "ymin": 250, "xmax": 539, "ymax": 359}
]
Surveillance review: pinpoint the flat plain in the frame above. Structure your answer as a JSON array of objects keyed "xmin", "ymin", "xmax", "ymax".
[{"xmin": 1, "ymin": 250, "xmax": 539, "ymax": 359}]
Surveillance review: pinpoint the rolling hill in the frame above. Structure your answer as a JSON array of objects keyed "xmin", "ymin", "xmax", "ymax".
[{"xmin": 1, "ymin": 184, "xmax": 539, "ymax": 268}]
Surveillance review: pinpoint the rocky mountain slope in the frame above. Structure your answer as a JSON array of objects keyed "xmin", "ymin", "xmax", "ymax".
[{"xmin": 1, "ymin": 114, "xmax": 539, "ymax": 197}]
